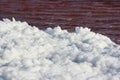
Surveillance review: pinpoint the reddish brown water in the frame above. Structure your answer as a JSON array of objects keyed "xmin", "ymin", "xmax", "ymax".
[{"xmin": 0, "ymin": 1, "xmax": 120, "ymax": 44}]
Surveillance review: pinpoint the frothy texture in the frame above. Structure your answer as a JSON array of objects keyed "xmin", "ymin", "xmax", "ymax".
[{"xmin": 0, "ymin": 18, "xmax": 120, "ymax": 80}]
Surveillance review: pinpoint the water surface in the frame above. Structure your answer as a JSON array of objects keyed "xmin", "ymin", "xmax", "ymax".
[{"xmin": 0, "ymin": 0, "xmax": 120, "ymax": 44}]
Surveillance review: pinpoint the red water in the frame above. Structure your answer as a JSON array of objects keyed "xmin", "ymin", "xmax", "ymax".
[{"xmin": 0, "ymin": 1, "xmax": 120, "ymax": 44}]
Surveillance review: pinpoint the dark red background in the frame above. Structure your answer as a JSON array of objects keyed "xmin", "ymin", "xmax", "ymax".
[{"xmin": 0, "ymin": 0, "xmax": 120, "ymax": 44}]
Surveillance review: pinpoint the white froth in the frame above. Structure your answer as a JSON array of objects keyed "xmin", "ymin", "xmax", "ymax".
[{"xmin": 0, "ymin": 18, "xmax": 120, "ymax": 80}]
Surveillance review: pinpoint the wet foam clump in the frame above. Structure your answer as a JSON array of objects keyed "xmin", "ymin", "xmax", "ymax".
[{"xmin": 0, "ymin": 18, "xmax": 120, "ymax": 80}]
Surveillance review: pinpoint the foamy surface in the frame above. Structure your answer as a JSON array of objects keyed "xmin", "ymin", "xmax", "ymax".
[{"xmin": 0, "ymin": 18, "xmax": 120, "ymax": 80}]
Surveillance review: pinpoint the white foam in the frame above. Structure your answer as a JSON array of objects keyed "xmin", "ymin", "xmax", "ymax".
[{"xmin": 0, "ymin": 18, "xmax": 120, "ymax": 80}]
